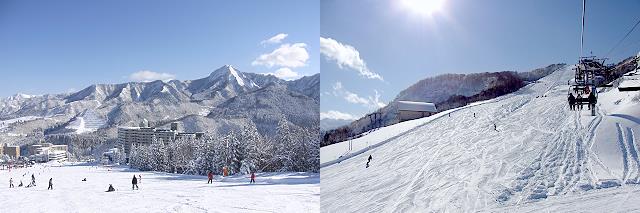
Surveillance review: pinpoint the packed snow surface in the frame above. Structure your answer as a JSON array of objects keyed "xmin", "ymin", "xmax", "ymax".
[
  {"xmin": 0, "ymin": 162, "xmax": 319, "ymax": 213},
  {"xmin": 320, "ymin": 100, "xmax": 490, "ymax": 166},
  {"xmin": 321, "ymin": 65, "xmax": 640, "ymax": 212}
]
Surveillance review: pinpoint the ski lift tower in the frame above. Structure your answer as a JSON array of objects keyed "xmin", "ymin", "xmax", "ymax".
[
  {"xmin": 572, "ymin": 0, "xmax": 602, "ymax": 116},
  {"xmin": 572, "ymin": 57, "xmax": 604, "ymax": 116}
]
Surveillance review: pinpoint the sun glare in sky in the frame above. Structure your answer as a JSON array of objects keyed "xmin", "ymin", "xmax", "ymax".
[{"xmin": 401, "ymin": 0, "xmax": 446, "ymax": 16}]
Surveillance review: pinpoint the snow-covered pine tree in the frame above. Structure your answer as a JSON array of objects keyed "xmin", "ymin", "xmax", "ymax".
[
  {"xmin": 226, "ymin": 131, "xmax": 245, "ymax": 175},
  {"xmin": 241, "ymin": 123, "xmax": 264, "ymax": 173},
  {"xmin": 274, "ymin": 118, "xmax": 295, "ymax": 171},
  {"xmin": 149, "ymin": 138, "xmax": 169, "ymax": 172}
]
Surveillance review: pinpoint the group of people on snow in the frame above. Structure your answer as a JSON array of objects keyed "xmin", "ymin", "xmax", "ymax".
[
  {"xmin": 207, "ymin": 170, "xmax": 257, "ymax": 184},
  {"xmin": 9, "ymin": 168, "xmax": 259, "ymax": 193},
  {"xmin": 568, "ymin": 91, "xmax": 596, "ymax": 111},
  {"xmin": 8, "ymin": 173, "xmax": 53, "ymax": 190}
]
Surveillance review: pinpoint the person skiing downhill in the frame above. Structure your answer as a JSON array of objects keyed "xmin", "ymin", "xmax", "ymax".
[
  {"xmin": 494, "ymin": 123, "xmax": 497, "ymax": 131},
  {"xmin": 250, "ymin": 172, "xmax": 256, "ymax": 184},
  {"xmin": 31, "ymin": 174, "xmax": 35, "ymax": 185},
  {"xmin": 48, "ymin": 178, "xmax": 53, "ymax": 190},
  {"xmin": 131, "ymin": 175, "xmax": 138, "ymax": 190},
  {"xmin": 207, "ymin": 171, "xmax": 214, "ymax": 184},
  {"xmin": 366, "ymin": 155, "xmax": 373, "ymax": 168}
]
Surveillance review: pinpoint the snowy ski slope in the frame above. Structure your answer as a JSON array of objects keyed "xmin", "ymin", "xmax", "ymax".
[
  {"xmin": 321, "ymin": 65, "xmax": 640, "ymax": 212},
  {"xmin": 0, "ymin": 162, "xmax": 319, "ymax": 212}
]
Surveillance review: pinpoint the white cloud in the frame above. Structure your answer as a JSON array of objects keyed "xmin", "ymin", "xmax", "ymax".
[
  {"xmin": 320, "ymin": 37, "xmax": 383, "ymax": 81},
  {"xmin": 332, "ymin": 81, "xmax": 386, "ymax": 109},
  {"xmin": 129, "ymin": 70, "xmax": 175, "ymax": 82},
  {"xmin": 371, "ymin": 89, "xmax": 387, "ymax": 108},
  {"xmin": 344, "ymin": 91, "xmax": 370, "ymax": 105},
  {"xmin": 262, "ymin": 67, "xmax": 301, "ymax": 80},
  {"xmin": 260, "ymin": 33, "xmax": 288, "ymax": 45},
  {"xmin": 320, "ymin": 110, "xmax": 358, "ymax": 120},
  {"xmin": 252, "ymin": 43, "xmax": 309, "ymax": 68}
]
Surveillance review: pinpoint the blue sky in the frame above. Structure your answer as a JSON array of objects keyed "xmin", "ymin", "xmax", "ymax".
[
  {"xmin": 320, "ymin": 0, "xmax": 640, "ymax": 121},
  {"xmin": 0, "ymin": 0, "xmax": 319, "ymax": 98}
]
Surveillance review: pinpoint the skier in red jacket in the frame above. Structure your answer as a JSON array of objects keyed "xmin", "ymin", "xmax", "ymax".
[
  {"xmin": 250, "ymin": 172, "xmax": 256, "ymax": 184},
  {"xmin": 207, "ymin": 171, "xmax": 214, "ymax": 184}
]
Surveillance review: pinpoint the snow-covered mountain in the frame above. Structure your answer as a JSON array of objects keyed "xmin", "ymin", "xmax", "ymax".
[
  {"xmin": 207, "ymin": 82, "xmax": 319, "ymax": 137},
  {"xmin": 0, "ymin": 65, "xmax": 319, "ymax": 148},
  {"xmin": 321, "ymin": 65, "xmax": 640, "ymax": 211}
]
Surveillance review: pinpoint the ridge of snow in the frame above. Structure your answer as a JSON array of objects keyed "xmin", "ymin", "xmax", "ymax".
[{"xmin": 227, "ymin": 66, "xmax": 245, "ymax": 87}]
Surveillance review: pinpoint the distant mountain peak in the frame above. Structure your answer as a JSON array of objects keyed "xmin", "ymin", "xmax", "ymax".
[
  {"xmin": 7, "ymin": 93, "xmax": 37, "ymax": 101},
  {"xmin": 208, "ymin": 65, "xmax": 256, "ymax": 88}
]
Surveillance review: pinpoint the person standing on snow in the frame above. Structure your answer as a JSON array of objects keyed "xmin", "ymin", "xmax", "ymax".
[
  {"xmin": 138, "ymin": 175, "xmax": 142, "ymax": 184},
  {"xmin": 48, "ymin": 178, "xmax": 53, "ymax": 190},
  {"xmin": 131, "ymin": 175, "xmax": 139, "ymax": 190},
  {"xmin": 31, "ymin": 174, "xmax": 35, "ymax": 185},
  {"xmin": 494, "ymin": 123, "xmax": 497, "ymax": 131},
  {"xmin": 366, "ymin": 155, "xmax": 373, "ymax": 168},
  {"xmin": 588, "ymin": 92, "xmax": 596, "ymax": 110},
  {"xmin": 9, "ymin": 178, "xmax": 13, "ymax": 188},
  {"xmin": 250, "ymin": 171, "xmax": 256, "ymax": 184},
  {"xmin": 568, "ymin": 93, "xmax": 576, "ymax": 110},
  {"xmin": 577, "ymin": 95, "xmax": 584, "ymax": 110},
  {"xmin": 207, "ymin": 171, "xmax": 214, "ymax": 184}
]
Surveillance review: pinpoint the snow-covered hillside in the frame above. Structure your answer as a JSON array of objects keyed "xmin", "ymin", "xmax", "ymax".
[
  {"xmin": 0, "ymin": 162, "xmax": 319, "ymax": 212},
  {"xmin": 321, "ymin": 65, "xmax": 640, "ymax": 212},
  {"xmin": 65, "ymin": 109, "xmax": 107, "ymax": 134}
]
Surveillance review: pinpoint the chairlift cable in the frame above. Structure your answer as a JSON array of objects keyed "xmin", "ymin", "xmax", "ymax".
[{"xmin": 605, "ymin": 17, "xmax": 640, "ymax": 58}]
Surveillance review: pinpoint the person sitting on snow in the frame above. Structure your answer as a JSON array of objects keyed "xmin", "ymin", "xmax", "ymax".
[
  {"xmin": 106, "ymin": 184, "xmax": 115, "ymax": 192},
  {"xmin": 82, "ymin": 178, "xmax": 87, "ymax": 181},
  {"xmin": 18, "ymin": 180, "xmax": 23, "ymax": 187}
]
